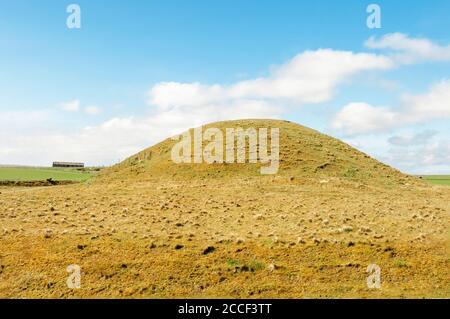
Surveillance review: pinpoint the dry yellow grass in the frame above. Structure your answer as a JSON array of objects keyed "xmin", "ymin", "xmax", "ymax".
[{"xmin": 0, "ymin": 119, "xmax": 449, "ymax": 298}]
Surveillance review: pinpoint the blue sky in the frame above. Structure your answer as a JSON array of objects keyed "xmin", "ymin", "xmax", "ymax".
[{"xmin": 1, "ymin": 0, "xmax": 450, "ymax": 173}]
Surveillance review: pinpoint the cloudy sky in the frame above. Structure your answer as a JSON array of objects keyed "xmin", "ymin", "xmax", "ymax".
[{"xmin": 1, "ymin": 0, "xmax": 449, "ymax": 174}]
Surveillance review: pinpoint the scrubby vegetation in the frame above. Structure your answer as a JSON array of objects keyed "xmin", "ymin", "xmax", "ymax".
[{"xmin": 0, "ymin": 120, "xmax": 448, "ymax": 298}]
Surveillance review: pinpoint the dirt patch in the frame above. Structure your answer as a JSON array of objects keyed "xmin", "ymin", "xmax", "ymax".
[{"xmin": 0, "ymin": 179, "xmax": 78, "ymax": 187}]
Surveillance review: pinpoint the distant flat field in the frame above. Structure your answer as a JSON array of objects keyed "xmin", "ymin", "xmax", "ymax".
[
  {"xmin": 0, "ymin": 167, "xmax": 91, "ymax": 182},
  {"xmin": 420, "ymin": 175, "xmax": 450, "ymax": 186}
]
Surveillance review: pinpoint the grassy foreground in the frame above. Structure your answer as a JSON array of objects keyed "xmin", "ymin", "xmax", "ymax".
[
  {"xmin": 0, "ymin": 120, "xmax": 448, "ymax": 298},
  {"xmin": 1, "ymin": 175, "xmax": 448, "ymax": 298},
  {"xmin": 0, "ymin": 167, "xmax": 91, "ymax": 182},
  {"xmin": 0, "ymin": 235, "xmax": 448, "ymax": 298}
]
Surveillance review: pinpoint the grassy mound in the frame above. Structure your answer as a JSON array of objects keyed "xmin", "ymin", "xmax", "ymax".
[{"xmin": 100, "ymin": 119, "xmax": 416, "ymax": 187}]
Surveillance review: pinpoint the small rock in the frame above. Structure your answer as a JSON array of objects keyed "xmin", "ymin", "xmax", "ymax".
[
  {"xmin": 342, "ymin": 225, "xmax": 353, "ymax": 232},
  {"xmin": 267, "ymin": 264, "xmax": 277, "ymax": 272},
  {"xmin": 44, "ymin": 229, "xmax": 52, "ymax": 238},
  {"xmin": 254, "ymin": 214, "xmax": 263, "ymax": 220},
  {"xmin": 359, "ymin": 226, "xmax": 372, "ymax": 233},
  {"xmin": 202, "ymin": 246, "xmax": 215, "ymax": 255},
  {"xmin": 240, "ymin": 265, "xmax": 250, "ymax": 272}
]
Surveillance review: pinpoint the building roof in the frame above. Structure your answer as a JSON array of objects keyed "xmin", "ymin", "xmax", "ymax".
[{"xmin": 52, "ymin": 162, "xmax": 84, "ymax": 165}]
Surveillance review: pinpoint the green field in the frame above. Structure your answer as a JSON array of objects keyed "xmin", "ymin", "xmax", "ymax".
[
  {"xmin": 0, "ymin": 167, "xmax": 92, "ymax": 182},
  {"xmin": 420, "ymin": 175, "xmax": 450, "ymax": 186}
]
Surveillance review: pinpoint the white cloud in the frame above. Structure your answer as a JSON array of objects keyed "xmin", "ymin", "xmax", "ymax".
[
  {"xmin": 342, "ymin": 134, "xmax": 450, "ymax": 174},
  {"xmin": 402, "ymin": 80, "xmax": 450, "ymax": 120},
  {"xmin": 384, "ymin": 139, "xmax": 450, "ymax": 174},
  {"xmin": 3, "ymin": 38, "xmax": 450, "ymax": 172},
  {"xmin": 332, "ymin": 80, "xmax": 450, "ymax": 135},
  {"xmin": 148, "ymin": 49, "xmax": 393, "ymax": 110},
  {"xmin": 59, "ymin": 99, "xmax": 80, "ymax": 112},
  {"xmin": 420, "ymin": 140, "xmax": 450, "ymax": 167},
  {"xmin": 365, "ymin": 33, "xmax": 450, "ymax": 64},
  {"xmin": 228, "ymin": 50, "xmax": 393, "ymax": 102},
  {"xmin": 148, "ymin": 82, "xmax": 224, "ymax": 110},
  {"xmin": 388, "ymin": 130, "xmax": 437, "ymax": 146},
  {"xmin": 84, "ymin": 105, "xmax": 102, "ymax": 115},
  {"xmin": 59, "ymin": 100, "xmax": 102, "ymax": 115},
  {"xmin": 0, "ymin": 98, "xmax": 281, "ymax": 166},
  {"xmin": 332, "ymin": 102, "xmax": 397, "ymax": 135}
]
